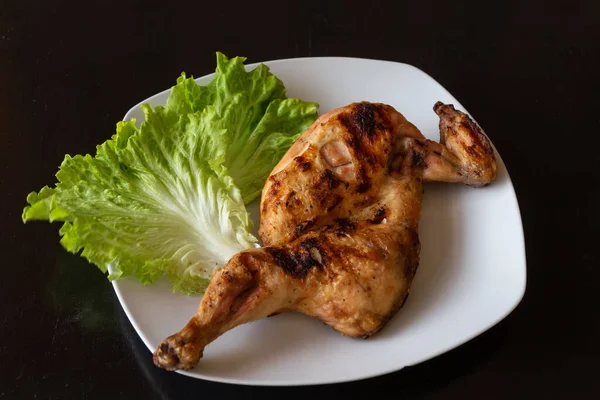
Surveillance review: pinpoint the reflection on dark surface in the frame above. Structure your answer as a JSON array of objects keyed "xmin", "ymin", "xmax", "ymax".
[
  {"xmin": 117, "ymin": 302, "xmax": 177, "ymax": 399},
  {"xmin": 117, "ymin": 295, "xmax": 228, "ymax": 399},
  {"xmin": 47, "ymin": 250, "xmax": 117, "ymax": 333}
]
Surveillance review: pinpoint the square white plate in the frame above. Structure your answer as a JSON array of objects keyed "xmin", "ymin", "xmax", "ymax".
[{"xmin": 111, "ymin": 57, "xmax": 526, "ymax": 386}]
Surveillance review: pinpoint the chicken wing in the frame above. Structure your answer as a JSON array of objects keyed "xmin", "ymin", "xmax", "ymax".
[{"xmin": 153, "ymin": 101, "xmax": 497, "ymax": 371}]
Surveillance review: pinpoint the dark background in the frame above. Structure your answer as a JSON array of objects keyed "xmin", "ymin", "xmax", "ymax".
[{"xmin": 1, "ymin": 0, "xmax": 599, "ymax": 398}]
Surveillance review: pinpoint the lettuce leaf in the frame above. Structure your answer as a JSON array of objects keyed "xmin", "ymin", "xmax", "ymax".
[
  {"xmin": 22, "ymin": 53, "xmax": 319, "ymax": 294},
  {"xmin": 168, "ymin": 53, "xmax": 318, "ymax": 203}
]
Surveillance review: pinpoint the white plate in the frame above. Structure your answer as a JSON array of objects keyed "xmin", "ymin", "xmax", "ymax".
[{"xmin": 110, "ymin": 57, "xmax": 526, "ymax": 386}]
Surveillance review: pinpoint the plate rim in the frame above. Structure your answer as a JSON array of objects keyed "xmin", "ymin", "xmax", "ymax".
[{"xmin": 110, "ymin": 56, "xmax": 527, "ymax": 386}]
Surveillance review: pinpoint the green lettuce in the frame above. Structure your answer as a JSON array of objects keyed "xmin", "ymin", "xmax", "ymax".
[
  {"xmin": 22, "ymin": 53, "xmax": 319, "ymax": 294},
  {"xmin": 168, "ymin": 53, "xmax": 318, "ymax": 203}
]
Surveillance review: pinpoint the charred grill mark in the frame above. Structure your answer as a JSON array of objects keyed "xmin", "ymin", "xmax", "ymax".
[
  {"xmin": 268, "ymin": 176, "xmax": 282, "ymax": 197},
  {"xmin": 335, "ymin": 218, "xmax": 356, "ymax": 230},
  {"xmin": 300, "ymin": 237, "xmax": 320, "ymax": 250},
  {"xmin": 266, "ymin": 238, "xmax": 326, "ymax": 278},
  {"xmin": 337, "ymin": 104, "xmax": 392, "ymax": 197},
  {"xmin": 339, "ymin": 102, "xmax": 378, "ymax": 139},
  {"xmin": 355, "ymin": 103, "xmax": 377, "ymax": 137},
  {"xmin": 319, "ymin": 169, "xmax": 341, "ymax": 189},
  {"xmin": 412, "ymin": 151, "xmax": 425, "ymax": 168},
  {"xmin": 294, "ymin": 155, "xmax": 312, "ymax": 172},
  {"xmin": 311, "ymin": 170, "xmax": 344, "ymax": 211},
  {"xmin": 344, "ymin": 136, "xmax": 357, "ymax": 149},
  {"xmin": 333, "ymin": 218, "xmax": 356, "ymax": 236},
  {"xmin": 367, "ymin": 207, "xmax": 387, "ymax": 224},
  {"xmin": 327, "ymin": 195, "xmax": 343, "ymax": 212},
  {"xmin": 296, "ymin": 218, "xmax": 316, "ymax": 234},
  {"xmin": 339, "ymin": 104, "xmax": 383, "ymax": 161},
  {"xmin": 267, "ymin": 248, "xmax": 301, "ymax": 277},
  {"xmin": 356, "ymin": 181, "xmax": 371, "ymax": 193}
]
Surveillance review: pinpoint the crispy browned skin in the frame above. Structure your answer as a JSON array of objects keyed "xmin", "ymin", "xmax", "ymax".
[{"xmin": 153, "ymin": 101, "xmax": 497, "ymax": 371}]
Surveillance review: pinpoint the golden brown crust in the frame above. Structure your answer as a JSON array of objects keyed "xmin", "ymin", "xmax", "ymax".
[
  {"xmin": 153, "ymin": 101, "xmax": 497, "ymax": 371},
  {"xmin": 259, "ymin": 102, "xmax": 409, "ymax": 247}
]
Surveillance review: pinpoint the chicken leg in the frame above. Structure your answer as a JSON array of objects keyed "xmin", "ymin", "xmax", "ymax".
[{"xmin": 154, "ymin": 101, "xmax": 497, "ymax": 371}]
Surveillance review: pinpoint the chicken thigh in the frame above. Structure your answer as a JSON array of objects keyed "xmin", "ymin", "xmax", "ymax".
[{"xmin": 153, "ymin": 101, "xmax": 497, "ymax": 371}]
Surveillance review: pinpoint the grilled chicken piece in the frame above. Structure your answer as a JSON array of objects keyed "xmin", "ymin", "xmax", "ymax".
[{"xmin": 153, "ymin": 101, "xmax": 497, "ymax": 371}]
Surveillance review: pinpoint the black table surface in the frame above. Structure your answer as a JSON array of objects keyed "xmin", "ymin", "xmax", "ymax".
[{"xmin": 2, "ymin": 0, "xmax": 599, "ymax": 398}]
